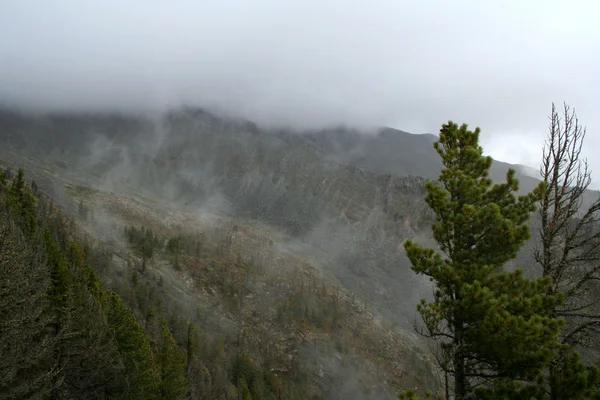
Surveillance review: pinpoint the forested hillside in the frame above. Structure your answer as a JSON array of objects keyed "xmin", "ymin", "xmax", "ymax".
[
  {"xmin": 0, "ymin": 167, "xmax": 311, "ymax": 399},
  {"xmin": 3, "ymin": 105, "xmax": 599, "ymax": 399},
  {"xmin": 0, "ymin": 164, "xmax": 438, "ymax": 399}
]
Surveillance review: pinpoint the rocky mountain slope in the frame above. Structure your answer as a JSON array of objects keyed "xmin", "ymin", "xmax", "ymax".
[
  {"xmin": 1, "ymin": 106, "xmax": 594, "ymax": 398},
  {"xmin": 0, "ymin": 107, "xmax": 442, "ymax": 398},
  {"xmin": 0, "ymin": 108, "xmax": 440, "ymax": 326},
  {"xmin": 283, "ymin": 125, "xmax": 542, "ymax": 192}
]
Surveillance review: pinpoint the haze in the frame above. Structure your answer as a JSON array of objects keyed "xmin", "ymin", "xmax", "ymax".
[{"xmin": 1, "ymin": 0, "xmax": 599, "ymax": 172}]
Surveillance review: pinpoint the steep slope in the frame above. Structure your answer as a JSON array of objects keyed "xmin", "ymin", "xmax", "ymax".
[
  {"xmin": 293, "ymin": 126, "xmax": 542, "ymax": 192},
  {"xmin": 0, "ymin": 109, "xmax": 437, "ymax": 325},
  {"xmin": 0, "ymin": 109, "xmax": 431, "ymax": 234},
  {"xmin": 0, "ymin": 156, "xmax": 440, "ymax": 399},
  {"xmin": 0, "ymin": 108, "xmax": 444, "ymax": 398},
  {"xmin": 7, "ymin": 107, "xmax": 595, "ymax": 396},
  {"xmin": 292, "ymin": 125, "xmax": 600, "ymax": 213}
]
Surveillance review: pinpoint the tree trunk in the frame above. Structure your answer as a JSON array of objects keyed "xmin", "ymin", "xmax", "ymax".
[
  {"xmin": 549, "ymin": 350, "xmax": 565, "ymax": 400},
  {"xmin": 454, "ymin": 344, "xmax": 466, "ymax": 400},
  {"xmin": 445, "ymin": 370, "xmax": 450, "ymax": 400}
]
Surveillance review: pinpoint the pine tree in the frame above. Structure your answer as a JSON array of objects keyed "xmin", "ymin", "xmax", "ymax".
[
  {"xmin": 43, "ymin": 228, "xmax": 69, "ymax": 332},
  {"xmin": 401, "ymin": 122, "xmax": 564, "ymax": 399},
  {"xmin": 157, "ymin": 322, "xmax": 188, "ymax": 400},
  {"xmin": 7, "ymin": 168, "xmax": 37, "ymax": 236},
  {"xmin": 548, "ymin": 351, "xmax": 600, "ymax": 400},
  {"xmin": 1, "ymin": 169, "xmax": 211, "ymax": 399},
  {"xmin": 50, "ymin": 239, "xmax": 123, "ymax": 398},
  {"xmin": 0, "ymin": 168, "xmax": 6, "ymax": 187},
  {"xmin": 0, "ymin": 199, "xmax": 56, "ymax": 399},
  {"xmin": 106, "ymin": 291, "xmax": 159, "ymax": 399},
  {"xmin": 240, "ymin": 378, "xmax": 253, "ymax": 400},
  {"xmin": 12, "ymin": 167, "xmax": 25, "ymax": 192},
  {"xmin": 185, "ymin": 322, "xmax": 214, "ymax": 399}
]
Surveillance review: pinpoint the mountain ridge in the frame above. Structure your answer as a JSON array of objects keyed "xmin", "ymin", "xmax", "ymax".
[{"xmin": 1, "ymin": 106, "xmax": 596, "ymax": 398}]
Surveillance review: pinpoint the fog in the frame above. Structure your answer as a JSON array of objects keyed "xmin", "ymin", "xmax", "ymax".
[
  {"xmin": 5, "ymin": 4, "xmax": 595, "ymax": 395},
  {"xmin": 1, "ymin": 0, "xmax": 599, "ymax": 170}
]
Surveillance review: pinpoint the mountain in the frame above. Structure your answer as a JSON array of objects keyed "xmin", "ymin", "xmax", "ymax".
[
  {"xmin": 287, "ymin": 125, "xmax": 599, "ymax": 212},
  {"xmin": 0, "ymin": 107, "xmax": 440, "ymax": 399},
  {"xmin": 288, "ymin": 125, "xmax": 542, "ymax": 193},
  {"xmin": 1, "ymin": 107, "xmax": 596, "ymax": 398}
]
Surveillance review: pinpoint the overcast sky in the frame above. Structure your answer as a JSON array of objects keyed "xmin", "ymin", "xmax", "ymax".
[{"xmin": 1, "ymin": 0, "xmax": 599, "ymax": 171}]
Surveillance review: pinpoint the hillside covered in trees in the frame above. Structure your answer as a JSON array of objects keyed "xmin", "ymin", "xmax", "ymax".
[
  {"xmin": 0, "ymin": 160, "xmax": 437, "ymax": 399},
  {"xmin": 0, "ymin": 167, "xmax": 313, "ymax": 399},
  {"xmin": 2, "ymin": 103, "xmax": 600, "ymax": 399}
]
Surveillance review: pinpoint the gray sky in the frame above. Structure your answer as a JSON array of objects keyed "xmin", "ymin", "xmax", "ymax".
[{"xmin": 1, "ymin": 0, "xmax": 599, "ymax": 171}]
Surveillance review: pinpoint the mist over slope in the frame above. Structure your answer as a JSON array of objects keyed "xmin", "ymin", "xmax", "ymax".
[
  {"xmin": 3, "ymin": 107, "xmax": 595, "ymax": 313},
  {"xmin": 4, "ymin": 105, "xmax": 599, "ymax": 397},
  {"xmin": 2, "ymin": 107, "xmax": 584, "ymax": 315},
  {"xmin": 290, "ymin": 126, "xmax": 543, "ymax": 194},
  {"xmin": 0, "ymin": 107, "xmax": 437, "ymax": 328}
]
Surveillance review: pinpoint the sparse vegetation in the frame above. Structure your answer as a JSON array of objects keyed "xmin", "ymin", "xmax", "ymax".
[{"xmin": 5, "ymin": 105, "xmax": 600, "ymax": 400}]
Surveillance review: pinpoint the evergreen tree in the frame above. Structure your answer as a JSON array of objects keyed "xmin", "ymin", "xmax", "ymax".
[
  {"xmin": 0, "ymin": 169, "xmax": 194, "ymax": 399},
  {"xmin": 11, "ymin": 167, "xmax": 25, "ymax": 192},
  {"xmin": 400, "ymin": 122, "xmax": 564, "ymax": 399},
  {"xmin": 43, "ymin": 228, "xmax": 69, "ymax": 330},
  {"xmin": 185, "ymin": 322, "xmax": 214, "ymax": 399},
  {"xmin": 50, "ymin": 240, "xmax": 123, "ymax": 398},
  {"xmin": 0, "ymin": 200, "xmax": 56, "ymax": 399},
  {"xmin": 7, "ymin": 168, "xmax": 37, "ymax": 236},
  {"xmin": 548, "ymin": 351, "xmax": 600, "ymax": 400},
  {"xmin": 240, "ymin": 378, "xmax": 253, "ymax": 400},
  {"xmin": 106, "ymin": 291, "xmax": 159, "ymax": 399},
  {"xmin": 157, "ymin": 322, "xmax": 188, "ymax": 400}
]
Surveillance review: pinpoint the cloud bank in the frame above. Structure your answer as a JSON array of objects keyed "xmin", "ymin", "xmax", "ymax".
[{"xmin": 1, "ymin": 0, "xmax": 598, "ymax": 169}]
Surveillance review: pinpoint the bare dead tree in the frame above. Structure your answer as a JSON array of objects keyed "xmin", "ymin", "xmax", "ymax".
[
  {"xmin": 535, "ymin": 102, "xmax": 600, "ymax": 398},
  {"xmin": 535, "ymin": 102, "xmax": 600, "ymax": 346}
]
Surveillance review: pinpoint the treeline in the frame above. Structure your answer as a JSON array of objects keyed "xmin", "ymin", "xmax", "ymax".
[{"xmin": 0, "ymin": 168, "xmax": 304, "ymax": 400}]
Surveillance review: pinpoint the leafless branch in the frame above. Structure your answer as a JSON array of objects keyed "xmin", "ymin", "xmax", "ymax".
[{"xmin": 535, "ymin": 102, "xmax": 600, "ymax": 348}]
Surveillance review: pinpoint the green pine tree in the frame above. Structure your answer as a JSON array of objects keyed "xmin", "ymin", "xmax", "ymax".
[
  {"xmin": 400, "ymin": 122, "xmax": 564, "ymax": 399},
  {"xmin": 51, "ymin": 239, "xmax": 123, "ymax": 398},
  {"xmin": 106, "ymin": 291, "xmax": 160, "ymax": 399},
  {"xmin": 240, "ymin": 377, "xmax": 253, "ymax": 400},
  {"xmin": 43, "ymin": 228, "xmax": 70, "ymax": 331},
  {"xmin": 548, "ymin": 350, "xmax": 600, "ymax": 400},
  {"xmin": 0, "ymin": 199, "xmax": 56, "ymax": 399},
  {"xmin": 7, "ymin": 168, "xmax": 37, "ymax": 236},
  {"xmin": 157, "ymin": 322, "xmax": 188, "ymax": 400}
]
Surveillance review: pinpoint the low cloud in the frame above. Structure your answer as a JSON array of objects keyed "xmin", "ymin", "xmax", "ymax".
[{"xmin": 1, "ymin": 0, "xmax": 598, "ymax": 169}]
